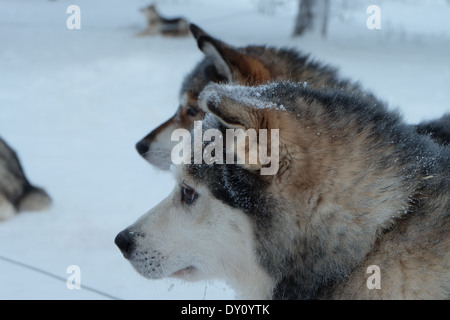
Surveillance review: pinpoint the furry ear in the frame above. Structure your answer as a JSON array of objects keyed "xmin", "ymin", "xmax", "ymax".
[
  {"xmin": 189, "ymin": 24, "xmax": 270, "ymax": 84},
  {"xmin": 198, "ymin": 84, "xmax": 258, "ymax": 130},
  {"xmin": 198, "ymin": 83, "xmax": 282, "ymax": 176},
  {"xmin": 190, "ymin": 23, "xmax": 233, "ymax": 82}
]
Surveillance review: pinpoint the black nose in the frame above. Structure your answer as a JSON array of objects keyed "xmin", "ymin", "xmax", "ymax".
[
  {"xmin": 135, "ymin": 140, "xmax": 149, "ymax": 157},
  {"xmin": 115, "ymin": 230, "xmax": 134, "ymax": 258}
]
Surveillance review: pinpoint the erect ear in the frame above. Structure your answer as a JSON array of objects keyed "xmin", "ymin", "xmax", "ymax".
[
  {"xmin": 189, "ymin": 24, "xmax": 271, "ymax": 85},
  {"xmin": 199, "ymin": 83, "xmax": 283, "ymax": 176},
  {"xmin": 198, "ymin": 84, "xmax": 259, "ymax": 130}
]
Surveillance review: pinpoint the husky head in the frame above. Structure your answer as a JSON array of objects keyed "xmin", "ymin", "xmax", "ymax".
[
  {"xmin": 119, "ymin": 82, "xmax": 427, "ymax": 299},
  {"xmin": 118, "ymin": 82, "xmax": 326, "ymax": 299},
  {"xmin": 114, "ymin": 164, "xmax": 275, "ymax": 299},
  {"xmin": 135, "ymin": 24, "xmax": 283, "ymax": 170},
  {"xmin": 118, "ymin": 83, "xmax": 299, "ymax": 299},
  {"xmin": 140, "ymin": 4, "xmax": 159, "ymax": 22},
  {"xmin": 134, "ymin": 24, "xmax": 449, "ymax": 169}
]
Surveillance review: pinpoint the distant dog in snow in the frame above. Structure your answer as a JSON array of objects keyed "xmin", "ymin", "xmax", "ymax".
[
  {"xmin": 138, "ymin": 4, "xmax": 189, "ymax": 37},
  {"xmin": 0, "ymin": 137, "xmax": 51, "ymax": 221}
]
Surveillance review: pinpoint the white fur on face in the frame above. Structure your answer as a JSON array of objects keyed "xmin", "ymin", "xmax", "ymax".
[
  {"xmin": 124, "ymin": 165, "xmax": 274, "ymax": 299},
  {"xmin": 145, "ymin": 121, "xmax": 180, "ymax": 170}
]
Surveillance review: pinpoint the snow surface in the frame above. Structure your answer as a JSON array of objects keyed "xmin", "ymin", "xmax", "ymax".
[{"xmin": 0, "ymin": 0, "xmax": 449, "ymax": 300}]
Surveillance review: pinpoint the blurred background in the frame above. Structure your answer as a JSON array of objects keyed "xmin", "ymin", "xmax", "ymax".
[{"xmin": 0, "ymin": 0, "xmax": 449, "ymax": 299}]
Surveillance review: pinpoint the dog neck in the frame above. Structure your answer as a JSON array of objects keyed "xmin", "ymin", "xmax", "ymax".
[{"xmin": 257, "ymin": 100, "xmax": 440, "ymax": 299}]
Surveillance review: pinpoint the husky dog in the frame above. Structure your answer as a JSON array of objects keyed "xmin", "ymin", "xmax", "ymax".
[
  {"xmin": 135, "ymin": 24, "xmax": 371, "ymax": 170},
  {"xmin": 0, "ymin": 137, "xmax": 51, "ymax": 221},
  {"xmin": 138, "ymin": 4, "xmax": 189, "ymax": 37},
  {"xmin": 135, "ymin": 24, "xmax": 449, "ymax": 170},
  {"xmin": 117, "ymin": 82, "xmax": 450, "ymax": 299}
]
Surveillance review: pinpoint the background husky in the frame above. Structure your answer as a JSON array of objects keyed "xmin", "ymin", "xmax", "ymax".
[
  {"xmin": 0, "ymin": 137, "xmax": 51, "ymax": 221},
  {"xmin": 136, "ymin": 24, "xmax": 449, "ymax": 170},
  {"xmin": 118, "ymin": 82, "xmax": 450, "ymax": 299},
  {"xmin": 138, "ymin": 4, "xmax": 189, "ymax": 37}
]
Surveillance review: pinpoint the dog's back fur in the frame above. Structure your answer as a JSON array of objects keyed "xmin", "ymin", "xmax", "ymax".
[
  {"xmin": 416, "ymin": 113, "xmax": 450, "ymax": 146},
  {"xmin": 192, "ymin": 82, "xmax": 450, "ymax": 299},
  {"xmin": 0, "ymin": 137, "xmax": 51, "ymax": 221}
]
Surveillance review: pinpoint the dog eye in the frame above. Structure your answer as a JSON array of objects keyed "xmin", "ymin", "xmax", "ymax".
[
  {"xmin": 186, "ymin": 105, "xmax": 199, "ymax": 117},
  {"xmin": 181, "ymin": 185, "xmax": 198, "ymax": 205}
]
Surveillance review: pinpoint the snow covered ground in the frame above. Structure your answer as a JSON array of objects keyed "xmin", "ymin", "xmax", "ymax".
[{"xmin": 0, "ymin": 0, "xmax": 449, "ymax": 300}]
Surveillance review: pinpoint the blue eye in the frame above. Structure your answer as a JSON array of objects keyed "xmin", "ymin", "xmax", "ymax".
[{"xmin": 181, "ymin": 185, "xmax": 198, "ymax": 205}]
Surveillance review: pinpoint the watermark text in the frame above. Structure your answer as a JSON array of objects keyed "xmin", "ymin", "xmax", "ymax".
[{"xmin": 171, "ymin": 121, "xmax": 280, "ymax": 175}]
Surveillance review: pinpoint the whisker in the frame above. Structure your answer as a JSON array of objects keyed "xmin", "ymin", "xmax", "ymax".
[{"xmin": 141, "ymin": 150, "xmax": 173, "ymax": 160}]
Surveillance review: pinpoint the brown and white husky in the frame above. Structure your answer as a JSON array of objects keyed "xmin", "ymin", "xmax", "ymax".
[{"xmin": 135, "ymin": 24, "xmax": 449, "ymax": 170}]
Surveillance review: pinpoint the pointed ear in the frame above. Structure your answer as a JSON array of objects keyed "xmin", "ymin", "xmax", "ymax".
[
  {"xmin": 190, "ymin": 23, "xmax": 233, "ymax": 82},
  {"xmin": 199, "ymin": 83, "xmax": 284, "ymax": 176},
  {"xmin": 189, "ymin": 24, "xmax": 270, "ymax": 84},
  {"xmin": 198, "ymin": 84, "xmax": 259, "ymax": 130}
]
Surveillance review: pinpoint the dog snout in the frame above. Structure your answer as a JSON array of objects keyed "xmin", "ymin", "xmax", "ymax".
[
  {"xmin": 135, "ymin": 139, "xmax": 150, "ymax": 157},
  {"xmin": 115, "ymin": 229, "xmax": 136, "ymax": 259}
]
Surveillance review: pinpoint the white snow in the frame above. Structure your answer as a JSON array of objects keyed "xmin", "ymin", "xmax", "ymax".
[{"xmin": 0, "ymin": 0, "xmax": 449, "ymax": 300}]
